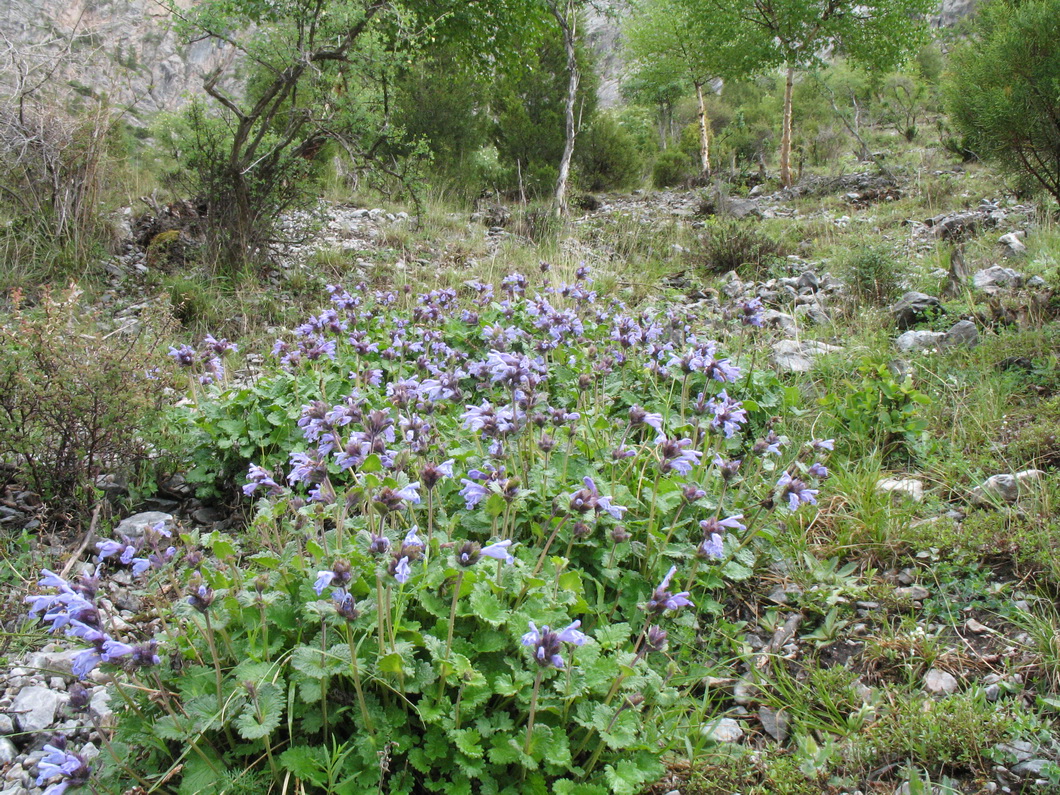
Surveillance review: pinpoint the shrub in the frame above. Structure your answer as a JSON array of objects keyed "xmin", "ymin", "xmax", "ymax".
[
  {"xmin": 946, "ymin": 0, "xmax": 1060, "ymax": 203},
  {"xmin": 842, "ymin": 245, "xmax": 900, "ymax": 305},
  {"xmin": 694, "ymin": 218, "xmax": 782, "ymax": 276},
  {"xmin": 0, "ymin": 287, "xmax": 175, "ymax": 512},
  {"xmin": 575, "ymin": 113, "xmax": 644, "ymax": 192},
  {"xmin": 652, "ymin": 148, "xmax": 691, "ymax": 188}
]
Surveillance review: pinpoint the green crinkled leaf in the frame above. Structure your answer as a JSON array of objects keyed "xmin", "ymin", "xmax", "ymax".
[
  {"xmin": 721, "ymin": 560, "xmax": 754, "ymax": 581},
  {"xmin": 592, "ymin": 622, "xmax": 631, "ymax": 650},
  {"xmin": 235, "ymin": 682, "xmax": 284, "ymax": 740},
  {"xmin": 280, "ymin": 745, "xmax": 329, "ymax": 787},
  {"xmin": 151, "ymin": 714, "xmax": 190, "ymax": 741},
  {"xmin": 450, "ymin": 727, "xmax": 484, "ymax": 759},
  {"xmin": 603, "ymin": 755, "xmax": 665, "ymax": 795},
  {"xmin": 469, "ymin": 587, "xmax": 509, "ymax": 626},
  {"xmin": 291, "ymin": 643, "xmax": 350, "ymax": 679},
  {"xmin": 552, "ymin": 780, "xmax": 608, "ymax": 795},
  {"xmin": 179, "ymin": 752, "xmax": 227, "ymax": 795}
]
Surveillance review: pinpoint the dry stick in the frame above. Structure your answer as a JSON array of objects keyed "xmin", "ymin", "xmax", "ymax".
[{"xmin": 59, "ymin": 502, "xmax": 102, "ymax": 579}]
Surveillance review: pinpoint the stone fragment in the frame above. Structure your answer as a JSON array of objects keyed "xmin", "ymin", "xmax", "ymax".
[
  {"xmin": 0, "ymin": 738, "xmax": 14, "ymax": 765},
  {"xmin": 10, "ymin": 686, "xmax": 62, "ymax": 733},
  {"xmin": 113, "ymin": 511, "xmax": 174, "ymax": 541},
  {"xmin": 969, "ymin": 470, "xmax": 1045, "ymax": 506},
  {"xmin": 895, "ymin": 330, "xmax": 945, "ymax": 352},
  {"xmin": 895, "ymin": 585, "xmax": 930, "ymax": 601},
  {"xmin": 973, "ymin": 265, "xmax": 1023, "ymax": 294},
  {"xmin": 924, "ymin": 668, "xmax": 959, "ymax": 695},
  {"xmin": 877, "ymin": 478, "xmax": 924, "ymax": 503},
  {"xmin": 998, "ymin": 232, "xmax": 1027, "ymax": 257},
  {"xmin": 758, "ymin": 706, "xmax": 790, "ymax": 742},
  {"xmin": 942, "ymin": 320, "xmax": 979, "ymax": 348},
  {"xmin": 966, "ymin": 618, "xmax": 990, "ymax": 634},
  {"xmin": 891, "ymin": 291, "xmax": 943, "ymax": 329},
  {"xmin": 702, "ymin": 717, "xmax": 744, "ymax": 742},
  {"xmin": 771, "ymin": 340, "xmax": 843, "ymax": 373}
]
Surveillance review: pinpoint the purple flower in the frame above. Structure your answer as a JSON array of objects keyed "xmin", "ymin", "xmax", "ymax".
[
  {"xmin": 393, "ymin": 557, "xmax": 411, "ymax": 584},
  {"xmin": 36, "ymin": 743, "xmax": 90, "ymax": 794},
  {"xmin": 288, "ymin": 450, "xmax": 327, "ymax": 485},
  {"xmin": 646, "ymin": 566, "xmax": 694, "ymax": 613},
  {"xmin": 812, "ymin": 438, "xmax": 835, "ymax": 451},
  {"xmin": 459, "ymin": 478, "xmax": 491, "ymax": 509},
  {"xmin": 368, "ymin": 533, "xmax": 391, "ymax": 555},
  {"xmin": 739, "ymin": 297, "xmax": 764, "ymax": 327},
  {"xmin": 521, "ymin": 620, "xmax": 589, "ymax": 669},
  {"xmin": 168, "ymin": 344, "xmax": 196, "ymax": 367},
  {"xmin": 243, "ymin": 464, "xmax": 284, "ymax": 498},
  {"xmin": 629, "ymin": 405, "xmax": 665, "ymax": 440},
  {"xmin": 754, "ymin": 430, "xmax": 784, "ymax": 457},
  {"xmin": 457, "ymin": 539, "xmax": 514, "ymax": 567},
  {"xmin": 421, "ymin": 459, "xmax": 454, "ymax": 490},
  {"xmin": 698, "ymin": 533, "xmax": 724, "ymax": 560},
  {"xmin": 480, "ymin": 539, "xmax": 514, "ymax": 564},
  {"xmin": 808, "ymin": 462, "xmax": 829, "ymax": 479},
  {"xmin": 777, "ymin": 471, "xmax": 819, "ymax": 511},
  {"xmin": 706, "ymin": 390, "xmax": 749, "ymax": 438},
  {"xmin": 657, "ymin": 438, "xmax": 702, "ymax": 476}
]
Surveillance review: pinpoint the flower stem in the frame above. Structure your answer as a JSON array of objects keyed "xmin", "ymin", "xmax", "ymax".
[{"xmin": 523, "ymin": 669, "xmax": 544, "ymax": 755}]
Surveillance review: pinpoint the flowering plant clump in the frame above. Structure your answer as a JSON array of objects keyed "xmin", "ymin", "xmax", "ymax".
[{"xmin": 32, "ymin": 267, "xmax": 834, "ymax": 794}]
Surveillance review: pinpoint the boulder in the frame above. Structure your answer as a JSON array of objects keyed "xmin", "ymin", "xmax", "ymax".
[
  {"xmin": 969, "ymin": 469, "xmax": 1045, "ymax": 506},
  {"xmin": 895, "ymin": 330, "xmax": 945, "ymax": 352},
  {"xmin": 891, "ymin": 291, "xmax": 943, "ymax": 329},
  {"xmin": 942, "ymin": 319, "xmax": 979, "ymax": 348},
  {"xmin": 771, "ymin": 340, "xmax": 843, "ymax": 373},
  {"xmin": 877, "ymin": 477, "xmax": 924, "ymax": 503},
  {"xmin": 998, "ymin": 231, "xmax": 1027, "ymax": 257},
  {"xmin": 113, "ymin": 511, "xmax": 174, "ymax": 541},
  {"xmin": 973, "ymin": 264, "xmax": 1023, "ymax": 294},
  {"xmin": 10, "ymin": 686, "xmax": 62, "ymax": 733}
]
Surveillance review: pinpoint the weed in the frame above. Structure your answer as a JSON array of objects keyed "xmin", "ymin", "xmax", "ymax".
[{"xmin": 694, "ymin": 218, "xmax": 783, "ymax": 277}]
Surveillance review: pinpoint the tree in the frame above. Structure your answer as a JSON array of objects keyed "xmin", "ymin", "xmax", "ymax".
[
  {"xmin": 946, "ymin": 0, "xmax": 1060, "ymax": 204},
  {"xmin": 168, "ymin": 0, "xmax": 542, "ymax": 268},
  {"xmin": 624, "ymin": 0, "xmax": 762, "ymax": 176},
  {"xmin": 677, "ymin": 0, "xmax": 933, "ymax": 186}
]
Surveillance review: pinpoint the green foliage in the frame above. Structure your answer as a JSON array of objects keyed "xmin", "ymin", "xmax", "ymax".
[
  {"xmin": 841, "ymin": 245, "xmax": 900, "ymax": 305},
  {"xmin": 818, "ymin": 358, "xmax": 931, "ymax": 460},
  {"xmin": 491, "ymin": 26, "xmax": 599, "ymax": 198},
  {"xmin": 693, "ymin": 218, "xmax": 782, "ymax": 276},
  {"xmin": 946, "ymin": 0, "xmax": 1060, "ymax": 203},
  {"xmin": 652, "ymin": 149, "xmax": 692, "ymax": 188},
  {"xmin": 0, "ymin": 286, "xmax": 175, "ymax": 511},
  {"xmin": 574, "ymin": 113, "xmax": 644, "ymax": 192}
]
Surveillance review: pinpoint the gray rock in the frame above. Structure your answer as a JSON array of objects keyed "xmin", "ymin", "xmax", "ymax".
[
  {"xmin": 758, "ymin": 706, "xmax": 790, "ymax": 742},
  {"xmin": 984, "ymin": 684, "xmax": 1001, "ymax": 701},
  {"xmin": 998, "ymin": 232, "xmax": 1027, "ymax": 257},
  {"xmin": 1027, "ymin": 275, "xmax": 1046, "ymax": 288},
  {"xmin": 924, "ymin": 668, "xmax": 959, "ymax": 695},
  {"xmin": 895, "ymin": 585, "xmax": 930, "ymax": 601},
  {"xmin": 702, "ymin": 717, "xmax": 744, "ymax": 742},
  {"xmin": 113, "ymin": 511, "xmax": 174, "ymax": 541},
  {"xmin": 0, "ymin": 715, "xmax": 12, "ymax": 734},
  {"xmin": 891, "ymin": 291, "xmax": 943, "ymax": 329},
  {"xmin": 10, "ymin": 686, "xmax": 62, "ymax": 733},
  {"xmin": 761, "ymin": 310, "xmax": 798, "ymax": 336},
  {"xmin": 771, "ymin": 339, "xmax": 843, "ymax": 373},
  {"xmin": 970, "ymin": 470, "xmax": 1045, "ymax": 506},
  {"xmin": 895, "ymin": 330, "xmax": 945, "ymax": 352},
  {"xmin": 88, "ymin": 689, "xmax": 113, "ymax": 726},
  {"xmin": 0, "ymin": 738, "xmax": 15, "ymax": 765},
  {"xmin": 942, "ymin": 319, "xmax": 979, "ymax": 348},
  {"xmin": 998, "ymin": 740, "xmax": 1036, "ymax": 762},
  {"xmin": 877, "ymin": 477, "xmax": 924, "ymax": 503},
  {"xmin": 26, "ymin": 649, "xmax": 85, "ymax": 680},
  {"xmin": 1012, "ymin": 760, "xmax": 1049, "ymax": 778},
  {"xmin": 973, "ymin": 265, "xmax": 1023, "ymax": 294},
  {"xmin": 797, "ymin": 272, "xmax": 820, "ymax": 291}
]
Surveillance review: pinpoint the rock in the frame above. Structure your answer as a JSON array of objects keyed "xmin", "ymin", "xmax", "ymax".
[
  {"xmin": 758, "ymin": 706, "xmax": 790, "ymax": 742},
  {"xmin": 984, "ymin": 684, "xmax": 1001, "ymax": 701},
  {"xmin": 797, "ymin": 272, "xmax": 820, "ymax": 291},
  {"xmin": 966, "ymin": 618, "xmax": 990, "ymax": 634},
  {"xmin": 113, "ymin": 511, "xmax": 174, "ymax": 541},
  {"xmin": 0, "ymin": 715, "xmax": 12, "ymax": 734},
  {"xmin": 1027, "ymin": 275, "xmax": 1046, "ymax": 288},
  {"xmin": 891, "ymin": 291, "xmax": 943, "ymax": 329},
  {"xmin": 10, "ymin": 686, "xmax": 62, "ymax": 733},
  {"xmin": 924, "ymin": 669, "xmax": 959, "ymax": 695},
  {"xmin": 761, "ymin": 310, "xmax": 798, "ymax": 337},
  {"xmin": 0, "ymin": 738, "xmax": 14, "ymax": 765},
  {"xmin": 895, "ymin": 585, "xmax": 930, "ymax": 601},
  {"xmin": 895, "ymin": 330, "xmax": 945, "ymax": 352},
  {"xmin": 973, "ymin": 265, "xmax": 1023, "ymax": 294},
  {"xmin": 877, "ymin": 477, "xmax": 924, "ymax": 503},
  {"xmin": 702, "ymin": 717, "xmax": 744, "ymax": 743},
  {"xmin": 771, "ymin": 340, "xmax": 843, "ymax": 373},
  {"xmin": 998, "ymin": 232, "xmax": 1027, "ymax": 257},
  {"xmin": 998, "ymin": 740, "xmax": 1036, "ymax": 762},
  {"xmin": 26, "ymin": 649, "xmax": 84, "ymax": 680},
  {"xmin": 942, "ymin": 319, "xmax": 979, "ymax": 348},
  {"xmin": 970, "ymin": 470, "xmax": 1045, "ymax": 506},
  {"xmin": 88, "ymin": 689, "xmax": 113, "ymax": 726},
  {"xmin": 733, "ymin": 678, "xmax": 756, "ymax": 705},
  {"xmin": 1012, "ymin": 760, "xmax": 1049, "ymax": 778}
]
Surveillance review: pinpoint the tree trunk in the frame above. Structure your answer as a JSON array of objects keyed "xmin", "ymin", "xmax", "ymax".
[
  {"xmin": 551, "ymin": 1, "xmax": 579, "ymax": 217},
  {"xmin": 695, "ymin": 81, "xmax": 711, "ymax": 177},
  {"xmin": 779, "ymin": 64, "xmax": 795, "ymax": 188}
]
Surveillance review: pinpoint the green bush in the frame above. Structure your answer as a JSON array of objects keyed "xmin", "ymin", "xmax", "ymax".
[
  {"xmin": 946, "ymin": 0, "xmax": 1060, "ymax": 203},
  {"xmin": 842, "ymin": 245, "xmax": 900, "ymax": 305},
  {"xmin": 0, "ymin": 287, "xmax": 175, "ymax": 512},
  {"xmin": 693, "ymin": 218, "xmax": 782, "ymax": 276},
  {"xmin": 652, "ymin": 148, "xmax": 692, "ymax": 188},
  {"xmin": 575, "ymin": 113, "xmax": 644, "ymax": 192}
]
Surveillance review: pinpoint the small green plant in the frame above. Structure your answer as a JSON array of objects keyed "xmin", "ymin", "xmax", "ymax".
[
  {"xmin": 694, "ymin": 218, "xmax": 782, "ymax": 277},
  {"xmin": 819, "ymin": 358, "xmax": 931, "ymax": 460},
  {"xmin": 652, "ymin": 149, "xmax": 691, "ymax": 188},
  {"xmin": 842, "ymin": 244, "xmax": 899, "ymax": 305}
]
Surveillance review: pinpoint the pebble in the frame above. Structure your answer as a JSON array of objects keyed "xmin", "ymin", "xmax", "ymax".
[
  {"xmin": 924, "ymin": 668, "xmax": 959, "ymax": 695},
  {"xmin": 702, "ymin": 717, "xmax": 744, "ymax": 743},
  {"xmin": 895, "ymin": 585, "xmax": 930, "ymax": 601},
  {"xmin": 10, "ymin": 686, "xmax": 62, "ymax": 733}
]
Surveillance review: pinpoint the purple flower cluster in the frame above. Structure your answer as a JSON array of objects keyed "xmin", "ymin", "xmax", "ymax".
[
  {"xmin": 36, "ymin": 739, "xmax": 91, "ymax": 795},
  {"xmin": 646, "ymin": 567, "xmax": 694, "ymax": 614},
  {"xmin": 567, "ymin": 477, "xmax": 627, "ymax": 520},
  {"xmin": 96, "ymin": 521, "xmax": 175, "ymax": 576},
  {"xmin": 521, "ymin": 620, "xmax": 589, "ymax": 669}
]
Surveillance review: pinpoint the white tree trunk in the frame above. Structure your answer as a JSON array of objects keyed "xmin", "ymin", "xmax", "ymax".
[
  {"xmin": 695, "ymin": 81, "xmax": 711, "ymax": 177},
  {"xmin": 551, "ymin": 1, "xmax": 579, "ymax": 217},
  {"xmin": 779, "ymin": 64, "xmax": 795, "ymax": 188}
]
